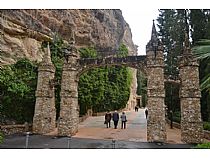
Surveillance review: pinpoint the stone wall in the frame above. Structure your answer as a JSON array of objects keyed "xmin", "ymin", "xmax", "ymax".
[
  {"xmin": 166, "ymin": 119, "xmax": 210, "ymax": 141},
  {"xmin": 0, "ymin": 123, "xmax": 32, "ymax": 135}
]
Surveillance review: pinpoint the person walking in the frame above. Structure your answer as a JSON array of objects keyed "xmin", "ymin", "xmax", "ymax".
[
  {"xmin": 104, "ymin": 111, "xmax": 112, "ymax": 128},
  {"xmin": 120, "ymin": 111, "xmax": 127, "ymax": 129},
  {"xmin": 145, "ymin": 108, "xmax": 148, "ymax": 119},
  {"xmin": 112, "ymin": 110, "xmax": 119, "ymax": 129},
  {"xmin": 135, "ymin": 106, "xmax": 139, "ymax": 112}
]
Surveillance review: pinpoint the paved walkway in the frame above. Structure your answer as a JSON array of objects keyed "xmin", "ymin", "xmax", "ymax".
[
  {"xmin": 0, "ymin": 109, "xmax": 195, "ymax": 148},
  {"xmin": 0, "ymin": 134, "xmax": 193, "ymax": 149},
  {"xmin": 74, "ymin": 109, "xmax": 183, "ymax": 144}
]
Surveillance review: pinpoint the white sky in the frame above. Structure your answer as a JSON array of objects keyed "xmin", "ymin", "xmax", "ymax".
[
  {"xmin": 122, "ymin": 9, "xmax": 159, "ymax": 55},
  {"xmin": 1, "ymin": 0, "xmax": 209, "ymax": 56}
]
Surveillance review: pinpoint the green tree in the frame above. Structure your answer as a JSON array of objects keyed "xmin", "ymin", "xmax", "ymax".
[
  {"xmin": 136, "ymin": 70, "xmax": 147, "ymax": 107},
  {"xmin": 78, "ymin": 44, "xmax": 132, "ymax": 114},
  {"xmin": 157, "ymin": 9, "xmax": 186, "ymax": 116},
  {"xmin": 0, "ymin": 59, "xmax": 37, "ymax": 123},
  {"xmin": 189, "ymin": 9, "xmax": 210, "ymax": 121},
  {"xmin": 193, "ymin": 39, "xmax": 210, "ymax": 92},
  {"xmin": 193, "ymin": 39, "xmax": 210, "ymax": 121}
]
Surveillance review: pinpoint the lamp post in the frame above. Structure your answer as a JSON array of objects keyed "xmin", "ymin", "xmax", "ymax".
[{"xmin": 25, "ymin": 132, "xmax": 30, "ymax": 149}]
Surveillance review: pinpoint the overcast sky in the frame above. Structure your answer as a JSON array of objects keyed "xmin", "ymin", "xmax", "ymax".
[
  {"xmin": 2, "ymin": 0, "xmax": 207, "ymax": 56},
  {"xmin": 122, "ymin": 9, "xmax": 159, "ymax": 55}
]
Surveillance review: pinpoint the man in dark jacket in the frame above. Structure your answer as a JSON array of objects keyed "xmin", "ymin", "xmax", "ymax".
[
  {"xmin": 105, "ymin": 111, "xmax": 112, "ymax": 128},
  {"xmin": 145, "ymin": 108, "xmax": 148, "ymax": 119},
  {"xmin": 112, "ymin": 110, "xmax": 119, "ymax": 129}
]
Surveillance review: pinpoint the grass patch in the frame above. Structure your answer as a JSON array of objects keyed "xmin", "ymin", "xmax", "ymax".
[{"xmin": 194, "ymin": 142, "xmax": 210, "ymax": 149}]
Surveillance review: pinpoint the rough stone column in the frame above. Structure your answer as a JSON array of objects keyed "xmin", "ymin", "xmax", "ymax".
[
  {"xmin": 179, "ymin": 34, "xmax": 203, "ymax": 143},
  {"xmin": 146, "ymin": 21, "xmax": 166, "ymax": 142},
  {"xmin": 33, "ymin": 44, "xmax": 56, "ymax": 134},
  {"xmin": 58, "ymin": 43, "xmax": 80, "ymax": 136}
]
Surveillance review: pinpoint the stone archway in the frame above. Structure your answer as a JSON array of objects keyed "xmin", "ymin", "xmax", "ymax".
[
  {"xmin": 33, "ymin": 23, "xmax": 203, "ymax": 143},
  {"xmin": 58, "ymin": 50, "xmax": 147, "ymax": 136}
]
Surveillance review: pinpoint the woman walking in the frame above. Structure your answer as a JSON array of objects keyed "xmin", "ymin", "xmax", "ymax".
[{"xmin": 120, "ymin": 112, "xmax": 127, "ymax": 129}]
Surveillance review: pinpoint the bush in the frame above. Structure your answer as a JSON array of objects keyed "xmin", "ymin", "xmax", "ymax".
[
  {"xmin": 173, "ymin": 116, "xmax": 181, "ymax": 123},
  {"xmin": 194, "ymin": 142, "xmax": 210, "ymax": 149},
  {"xmin": 172, "ymin": 111, "xmax": 181, "ymax": 123},
  {"xmin": 0, "ymin": 132, "xmax": 3, "ymax": 144},
  {"xmin": 0, "ymin": 58, "xmax": 37, "ymax": 123},
  {"xmin": 203, "ymin": 122, "xmax": 210, "ymax": 131}
]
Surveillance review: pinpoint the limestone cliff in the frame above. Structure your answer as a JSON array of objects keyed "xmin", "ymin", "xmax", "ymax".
[{"xmin": 0, "ymin": 9, "xmax": 137, "ymax": 109}]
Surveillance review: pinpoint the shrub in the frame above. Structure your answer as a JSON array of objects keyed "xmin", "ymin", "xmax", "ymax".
[
  {"xmin": 0, "ymin": 132, "xmax": 3, "ymax": 144},
  {"xmin": 172, "ymin": 111, "xmax": 181, "ymax": 123},
  {"xmin": 203, "ymin": 122, "xmax": 210, "ymax": 131},
  {"xmin": 194, "ymin": 142, "xmax": 210, "ymax": 149},
  {"xmin": 173, "ymin": 116, "xmax": 181, "ymax": 123}
]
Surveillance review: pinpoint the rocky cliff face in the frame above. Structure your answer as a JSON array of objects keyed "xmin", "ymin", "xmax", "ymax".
[
  {"xmin": 0, "ymin": 9, "xmax": 137, "ymax": 109},
  {"xmin": 0, "ymin": 9, "xmax": 137, "ymax": 65}
]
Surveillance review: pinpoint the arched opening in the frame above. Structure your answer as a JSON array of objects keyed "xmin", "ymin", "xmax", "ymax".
[{"xmin": 74, "ymin": 61, "xmax": 148, "ymax": 142}]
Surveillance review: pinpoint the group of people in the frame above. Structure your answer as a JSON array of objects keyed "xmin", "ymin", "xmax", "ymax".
[
  {"xmin": 104, "ymin": 108, "xmax": 148, "ymax": 129},
  {"xmin": 104, "ymin": 110, "xmax": 127, "ymax": 129}
]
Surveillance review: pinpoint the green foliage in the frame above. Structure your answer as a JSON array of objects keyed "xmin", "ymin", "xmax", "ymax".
[
  {"xmin": 136, "ymin": 70, "xmax": 147, "ymax": 107},
  {"xmin": 192, "ymin": 39, "xmax": 210, "ymax": 93},
  {"xmin": 79, "ymin": 47, "xmax": 97, "ymax": 58},
  {"xmin": 0, "ymin": 58, "xmax": 37, "ymax": 123},
  {"xmin": 189, "ymin": 10, "xmax": 210, "ymax": 121},
  {"xmin": 0, "ymin": 34, "xmax": 132, "ymax": 122},
  {"xmin": 117, "ymin": 44, "xmax": 129, "ymax": 57},
  {"xmin": 203, "ymin": 122, "xmax": 210, "ymax": 131},
  {"xmin": 78, "ymin": 44, "xmax": 132, "ymax": 115},
  {"xmin": 157, "ymin": 9, "xmax": 184, "ymax": 114},
  {"xmin": 172, "ymin": 111, "xmax": 181, "ymax": 123},
  {"xmin": 0, "ymin": 132, "xmax": 3, "ymax": 144},
  {"xmin": 194, "ymin": 142, "xmax": 210, "ymax": 149},
  {"xmin": 158, "ymin": 9, "xmax": 210, "ymax": 122}
]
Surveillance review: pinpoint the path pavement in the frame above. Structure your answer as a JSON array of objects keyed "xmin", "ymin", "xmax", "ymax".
[
  {"xmin": 0, "ymin": 134, "xmax": 193, "ymax": 149},
  {"xmin": 0, "ymin": 109, "xmax": 195, "ymax": 148},
  {"xmin": 74, "ymin": 109, "xmax": 183, "ymax": 144}
]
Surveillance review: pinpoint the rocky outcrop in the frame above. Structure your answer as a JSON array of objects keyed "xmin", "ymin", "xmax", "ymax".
[{"xmin": 0, "ymin": 10, "xmax": 137, "ymax": 65}]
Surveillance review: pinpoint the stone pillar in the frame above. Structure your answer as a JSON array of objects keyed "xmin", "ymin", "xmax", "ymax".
[
  {"xmin": 146, "ymin": 21, "xmax": 166, "ymax": 142},
  {"xmin": 58, "ymin": 44, "xmax": 80, "ymax": 136},
  {"xmin": 179, "ymin": 37, "xmax": 203, "ymax": 143},
  {"xmin": 33, "ymin": 44, "xmax": 56, "ymax": 134}
]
